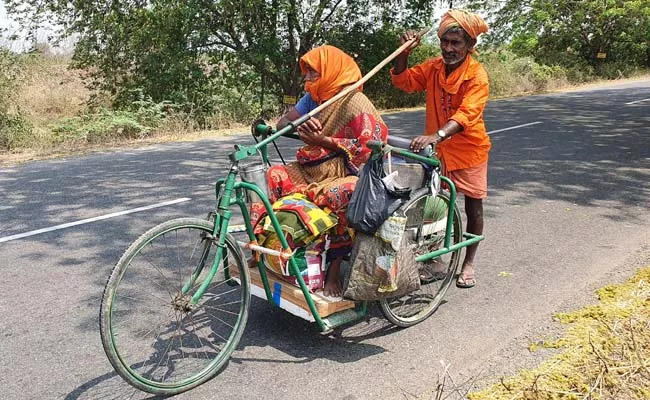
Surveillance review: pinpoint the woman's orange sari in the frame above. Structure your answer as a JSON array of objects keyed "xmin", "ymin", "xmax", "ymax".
[{"xmin": 253, "ymin": 46, "xmax": 387, "ymax": 258}]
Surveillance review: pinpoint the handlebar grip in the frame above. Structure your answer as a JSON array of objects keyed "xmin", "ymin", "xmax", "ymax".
[
  {"xmin": 254, "ymin": 123, "xmax": 272, "ymax": 137},
  {"xmin": 387, "ymin": 135, "xmax": 434, "ymax": 157},
  {"xmin": 283, "ymin": 132, "xmax": 301, "ymax": 140},
  {"xmin": 255, "ymin": 123, "xmax": 302, "ymax": 140}
]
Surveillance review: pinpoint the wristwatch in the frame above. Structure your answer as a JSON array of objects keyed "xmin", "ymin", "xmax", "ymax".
[{"xmin": 436, "ymin": 129, "xmax": 447, "ymax": 140}]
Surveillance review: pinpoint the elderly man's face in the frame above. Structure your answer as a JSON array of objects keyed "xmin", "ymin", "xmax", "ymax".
[{"xmin": 440, "ymin": 30, "xmax": 473, "ymax": 67}]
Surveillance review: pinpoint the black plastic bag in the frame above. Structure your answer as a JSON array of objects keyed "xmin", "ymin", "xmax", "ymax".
[{"xmin": 346, "ymin": 155, "xmax": 410, "ymax": 235}]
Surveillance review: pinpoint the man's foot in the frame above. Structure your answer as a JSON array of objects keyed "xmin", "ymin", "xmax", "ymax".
[
  {"xmin": 456, "ymin": 263, "xmax": 476, "ymax": 288},
  {"xmin": 323, "ymin": 258, "xmax": 343, "ymax": 297}
]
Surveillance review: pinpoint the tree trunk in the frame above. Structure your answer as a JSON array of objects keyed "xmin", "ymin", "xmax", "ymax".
[{"xmin": 279, "ymin": 73, "xmax": 301, "ymax": 113}]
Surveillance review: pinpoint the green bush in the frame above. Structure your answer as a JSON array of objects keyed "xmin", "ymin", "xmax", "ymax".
[
  {"xmin": 0, "ymin": 49, "xmax": 35, "ymax": 151},
  {"xmin": 51, "ymin": 105, "xmax": 166, "ymax": 144},
  {"xmin": 0, "ymin": 111, "xmax": 34, "ymax": 150},
  {"xmin": 565, "ymin": 64, "xmax": 596, "ymax": 83},
  {"xmin": 597, "ymin": 61, "xmax": 642, "ymax": 80},
  {"xmin": 479, "ymin": 49, "xmax": 570, "ymax": 97}
]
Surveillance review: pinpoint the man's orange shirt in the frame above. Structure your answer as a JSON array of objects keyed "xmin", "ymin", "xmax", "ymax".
[{"xmin": 391, "ymin": 55, "xmax": 491, "ymax": 171}]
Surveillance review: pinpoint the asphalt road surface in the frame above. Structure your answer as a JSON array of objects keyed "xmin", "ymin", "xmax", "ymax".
[{"xmin": 1, "ymin": 80, "xmax": 649, "ymax": 400}]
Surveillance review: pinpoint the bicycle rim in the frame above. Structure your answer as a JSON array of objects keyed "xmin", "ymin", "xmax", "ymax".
[
  {"xmin": 100, "ymin": 218, "xmax": 250, "ymax": 395},
  {"xmin": 380, "ymin": 189, "xmax": 462, "ymax": 327}
]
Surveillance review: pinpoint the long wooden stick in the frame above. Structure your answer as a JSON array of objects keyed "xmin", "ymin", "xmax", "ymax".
[{"xmin": 307, "ymin": 26, "xmax": 432, "ymax": 118}]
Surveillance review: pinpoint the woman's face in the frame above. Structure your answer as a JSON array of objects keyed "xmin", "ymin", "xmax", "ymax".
[{"xmin": 304, "ymin": 65, "xmax": 321, "ymax": 82}]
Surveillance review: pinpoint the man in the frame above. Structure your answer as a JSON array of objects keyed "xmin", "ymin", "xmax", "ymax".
[{"xmin": 391, "ymin": 10, "xmax": 491, "ymax": 288}]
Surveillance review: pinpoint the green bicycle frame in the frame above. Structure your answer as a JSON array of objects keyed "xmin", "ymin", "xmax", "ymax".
[
  {"xmin": 182, "ymin": 122, "xmax": 483, "ymax": 333},
  {"xmin": 366, "ymin": 141, "xmax": 484, "ymax": 261}
]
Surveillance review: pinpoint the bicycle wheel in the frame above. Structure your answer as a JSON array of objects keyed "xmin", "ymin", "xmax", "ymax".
[
  {"xmin": 380, "ymin": 188, "xmax": 462, "ymax": 327},
  {"xmin": 100, "ymin": 217, "xmax": 250, "ymax": 395}
]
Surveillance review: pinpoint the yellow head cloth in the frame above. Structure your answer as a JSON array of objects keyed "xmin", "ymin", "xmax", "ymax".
[{"xmin": 437, "ymin": 9, "xmax": 489, "ymax": 39}]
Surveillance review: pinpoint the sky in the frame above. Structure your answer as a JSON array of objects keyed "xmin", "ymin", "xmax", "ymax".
[
  {"xmin": 0, "ymin": 1, "xmax": 13, "ymax": 31},
  {"xmin": 0, "ymin": 0, "xmax": 65, "ymax": 52},
  {"xmin": 1, "ymin": 1, "xmax": 31, "ymax": 51}
]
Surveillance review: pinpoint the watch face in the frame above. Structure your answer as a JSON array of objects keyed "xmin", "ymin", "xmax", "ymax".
[{"xmin": 438, "ymin": 130, "xmax": 446, "ymax": 138}]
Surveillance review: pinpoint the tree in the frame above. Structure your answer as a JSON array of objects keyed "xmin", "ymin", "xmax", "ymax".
[
  {"xmin": 5, "ymin": 0, "xmax": 436, "ymax": 119},
  {"xmin": 479, "ymin": 0, "xmax": 650, "ymax": 72}
]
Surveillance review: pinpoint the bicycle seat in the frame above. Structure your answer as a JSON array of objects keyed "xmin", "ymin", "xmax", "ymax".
[{"xmin": 386, "ymin": 135, "xmax": 434, "ymax": 157}]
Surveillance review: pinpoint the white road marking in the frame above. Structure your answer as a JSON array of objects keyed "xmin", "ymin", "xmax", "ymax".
[
  {"xmin": 625, "ymin": 97, "xmax": 650, "ymax": 105},
  {"xmin": 0, "ymin": 120, "xmax": 544, "ymax": 243},
  {"xmin": 488, "ymin": 121, "xmax": 543, "ymax": 135},
  {"xmin": 0, "ymin": 198, "xmax": 192, "ymax": 243}
]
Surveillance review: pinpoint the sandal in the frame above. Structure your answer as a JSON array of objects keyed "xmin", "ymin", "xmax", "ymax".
[{"xmin": 456, "ymin": 275, "xmax": 476, "ymax": 288}]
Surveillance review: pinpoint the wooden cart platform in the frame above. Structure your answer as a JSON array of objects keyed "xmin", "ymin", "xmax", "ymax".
[{"xmin": 232, "ymin": 266, "xmax": 356, "ymax": 322}]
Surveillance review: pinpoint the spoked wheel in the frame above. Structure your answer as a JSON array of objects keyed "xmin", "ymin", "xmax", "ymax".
[
  {"xmin": 100, "ymin": 218, "xmax": 250, "ymax": 395},
  {"xmin": 380, "ymin": 188, "xmax": 463, "ymax": 327}
]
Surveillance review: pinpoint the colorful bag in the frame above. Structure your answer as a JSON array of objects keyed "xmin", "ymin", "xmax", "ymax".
[
  {"xmin": 260, "ymin": 193, "xmax": 338, "ymax": 245},
  {"xmin": 261, "ymin": 233, "xmax": 328, "ymax": 292},
  {"xmin": 256, "ymin": 193, "xmax": 337, "ymax": 292}
]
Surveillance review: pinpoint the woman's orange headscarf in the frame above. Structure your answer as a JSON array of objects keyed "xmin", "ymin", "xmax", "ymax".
[
  {"xmin": 437, "ymin": 10, "xmax": 489, "ymax": 39},
  {"xmin": 299, "ymin": 45, "xmax": 362, "ymax": 104}
]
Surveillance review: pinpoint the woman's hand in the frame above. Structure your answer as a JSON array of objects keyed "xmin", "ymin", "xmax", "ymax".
[
  {"xmin": 297, "ymin": 117, "xmax": 322, "ymax": 135},
  {"xmin": 297, "ymin": 117, "xmax": 327, "ymax": 146}
]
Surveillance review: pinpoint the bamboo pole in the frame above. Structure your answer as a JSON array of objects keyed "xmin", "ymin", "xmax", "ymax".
[{"xmin": 306, "ymin": 26, "xmax": 432, "ymax": 118}]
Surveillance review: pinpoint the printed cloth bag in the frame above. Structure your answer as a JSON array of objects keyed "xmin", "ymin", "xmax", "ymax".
[{"xmin": 343, "ymin": 212, "xmax": 420, "ymax": 301}]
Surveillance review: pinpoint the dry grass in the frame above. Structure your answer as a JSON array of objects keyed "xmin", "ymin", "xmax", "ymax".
[
  {"xmin": 0, "ymin": 123, "xmax": 249, "ymax": 166},
  {"xmin": 467, "ymin": 267, "xmax": 650, "ymax": 400},
  {"xmin": 16, "ymin": 54, "xmax": 89, "ymax": 126}
]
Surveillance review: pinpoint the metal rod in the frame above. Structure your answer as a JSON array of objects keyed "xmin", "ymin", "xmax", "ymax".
[{"xmin": 415, "ymin": 232, "xmax": 484, "ymax": 263}]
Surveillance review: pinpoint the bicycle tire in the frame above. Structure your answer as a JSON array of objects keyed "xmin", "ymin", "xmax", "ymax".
[
  {"xmin": 100, "ymin": 217, "xmax": 250, "ymax": 395},
  {"xmin": 379, "ymin": 188, "xmax": 462, "ymax": 327}
]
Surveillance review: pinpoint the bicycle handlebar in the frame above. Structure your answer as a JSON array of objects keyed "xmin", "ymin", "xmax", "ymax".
[
  {"xmin": 366, "ymin": 140, "xmax": 440, "ymax": 167},
  {"xmin": 254, "ymin": 123, "xmax": 301, "ymax": 140}
]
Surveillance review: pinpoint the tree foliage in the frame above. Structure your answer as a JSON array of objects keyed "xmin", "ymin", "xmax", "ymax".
[
  {"xmin": 5, "ymin": 0, "xmax": 650, "ymax": 127},
  {"xmin": 478, "ymin": 0, "xmax": 650, "ymax": 72},
  {"xmin": 5, "ymin": 0, "xmax": 435, "ymax": 120}
]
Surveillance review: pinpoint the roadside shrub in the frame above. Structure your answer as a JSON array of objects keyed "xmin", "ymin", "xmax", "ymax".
[
  {"xmin": 565, "ymin": 63, "xmax": 596, "ymax": 83},
  {"xmin": 597, "ymin": 61, "xmax": 642, "ymax": 80},
  {"xmin": 0, "ymin": 49, "xmax": 35, "ymax": 151},
  {"xmin": 51, "ymin": 98, "xmax": 173, "ymax": 145},
  {"xmin": 480, "ymin": 49, "xmax": 570, "ymax": 97},
  {"xmin": 52, "ymin": 110, "xmax": 152, "ymax": 144},
  {"xmin": 532, "ymin": 63, "xmax": 569, "ymax": 91},
  {"xmin": 0, "ymin": 111, "xmax": 34, "ymax": 150}
]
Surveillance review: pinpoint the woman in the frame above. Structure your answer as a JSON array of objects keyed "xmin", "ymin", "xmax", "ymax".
[{"xmin": 256, "ymin": 45, "xmax": 388, "ymax": 297}]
